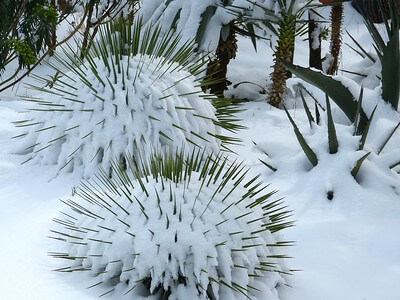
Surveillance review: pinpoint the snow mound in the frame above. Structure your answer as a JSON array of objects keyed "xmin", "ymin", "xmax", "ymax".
[
  {"xmin": 49, "ymin": 151, "xmax": 292, "ymax": 299},
  {"xmin": 14, "ymin": 22, "xmax": 225, "ymax": 178}
]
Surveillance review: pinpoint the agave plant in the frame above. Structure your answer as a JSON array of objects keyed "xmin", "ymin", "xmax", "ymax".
[
  {"xmin": 279, "ymin": 89, "xmax": 400, "ymax": 184},
  {"xmin": 14, "ymin": 19, "xmax": 241, "ymax": 178},
  {"xmin": 49, "ymin": 149, "xmax": 293, "ymax": 299}
]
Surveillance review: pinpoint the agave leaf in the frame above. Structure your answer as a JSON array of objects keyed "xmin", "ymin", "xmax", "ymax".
[
  {"xmin": 381, "ymin": 24, "xmax": 400, "ymax": 110},
  {"xmin": 195, "ymin": 6, "xmax": 217, "ymax": 48},
  {"xmin": 259, "ymin": 159, "xmax": 277, "ymax": 172},
  {"xmin": 325, "ymin": 94, "xmax": 339, "ymax": 154},
  {"xmin": 280, "ymin": 59, "xmax": 369, "ymax": 131},
  {"xmin": 299, "ymin": 89, "xmax": 314, "ymax": 128},
  {"xmin": 220, "ymin": 24, "xmax": 230, "ymax": 42},
  {"xmin": 354, "ymin": 86, "xmax": 364, "ymax": 136},
  {"xmin": 378, "ymin": 122, "xmax": 400, "ymax": 155},
  {"xmin": 351, "ymin": 152, "xmax": 371, "ymax": 179},
  {"xmin": 360, "ymin": 0, "xmax": 400, "ymax": 109},
  {"xmin": 245, "ymin": 22, "xmax": 257, "ymax": 51},
  {"xmin": 315, "ymin": 101, "xmax": 320, "ymax": 125},
  {"xmin": 346, "ymin": 30, "xmax": 376, "ymax": 63},
  {"xmin": 283, "ymin": 106, "xmax": 318, "ymax": 167},
  {"xmin": 359, "ymin": 105, "xmax": 377, "ymax": 150}
]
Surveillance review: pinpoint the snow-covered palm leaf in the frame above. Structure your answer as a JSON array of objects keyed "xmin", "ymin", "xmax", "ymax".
[
  {"xmin": 14, "ymin": 18, "xmax": 241, "ymax": 178},
  {"xmin": 49, "ymin": 149, "xmax": 294, "ymax": 299},
  {"xmin": 138, "ymin": 0, "xmax": 252, "ymax": 53}
]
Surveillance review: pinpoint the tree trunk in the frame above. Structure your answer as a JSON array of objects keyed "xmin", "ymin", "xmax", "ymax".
[
  {"xmin": 327, "ymin": 3, "xmax": 343, "ymax": 75},
  {"xmin": 48, "ymin": 0, "xmax": 57, "ymax": 56},
  {"xmin": 268, "ymin": 16, "xmax": 296, "ymax": 108},
  {"xmin": 205, "ymin": 21, "xmax": 237, "ymax": 98},
  {"xmin": 308, "ymin": 10, "xmax": 322, "ymax": 70}
]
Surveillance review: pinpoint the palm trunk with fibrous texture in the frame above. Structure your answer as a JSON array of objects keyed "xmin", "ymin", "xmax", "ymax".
[
  {"xmin": 205, "ymin": 21, "xmax": 238, "ymax": 98},
  {"xmin": 327, "ymin": 3, "xmax": 343, "ymax": 75},
  {"xmin": 48, "ymin": 0, "xmax": 57, "ymax": 56},
  {"xmin": 268, "ymin": 15, "xmax": 296, "ymax": 108}
]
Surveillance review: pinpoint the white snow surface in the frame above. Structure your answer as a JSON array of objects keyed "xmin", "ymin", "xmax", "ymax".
[{"xmin": 0, "ymin": 2, "xmax": 400, "ymax": 300}]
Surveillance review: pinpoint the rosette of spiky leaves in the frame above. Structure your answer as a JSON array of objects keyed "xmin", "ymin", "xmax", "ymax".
[
  {"xmin": 273, "ymin": 90, "xmax": 400, "ymax": 183},
  {"xmin": 49, "ymin": 150, "xmax": 293, "ymax": 299},
  {"xmin": 14, "ymin": 19, "xmax": 241, "ymax": 178}
]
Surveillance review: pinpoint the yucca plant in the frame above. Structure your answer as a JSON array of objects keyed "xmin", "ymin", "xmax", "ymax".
[
  {"xmin": 14, "ymin": 18, "xmax": 241, "ymax": 178},
  {"xmin": 269, "ymin": 12, "xmax": 297, "ymax": 107},
  {"xmin": 243, "ymin": 0, "xmax": 314, "ymax": 107},
  {"xmin": 49, "ymin": 149, "xmax": 294, "ymax": 299}
]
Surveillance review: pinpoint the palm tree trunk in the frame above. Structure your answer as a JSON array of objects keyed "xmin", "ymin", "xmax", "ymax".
[
  {"xmin": 48, "ymin": 0, "xmax": 57, "ymax": 56},
  {"xmin": 206, "ymin": 21, "xmax": 237, "ymax": 98},
  {"xmin": 327, "ymin": 3, "xmax": 343, "ymax": 75},
  {"xmin": 268, "ymin": 16, "xmax": 296, "ymax": 107}
]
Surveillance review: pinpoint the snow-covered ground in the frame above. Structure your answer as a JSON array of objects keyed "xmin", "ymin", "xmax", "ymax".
[{"xmin": 0, "ymin": 2, "xmax": 400, "ymax": 299}]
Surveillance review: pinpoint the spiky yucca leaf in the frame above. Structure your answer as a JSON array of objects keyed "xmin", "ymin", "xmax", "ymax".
[
  {"xmin": 280, "ymin": 59, "xmax": 369, "ymax": 132},
  {"xmin": 15, "ymin": 19, "xmax": 240, "ymax": 177},
  {"xmin": 284, "ymin": 106, "xmax": 318, "ymax": 167},
  {"xmin": 325, "ymin": 95, "xmax": 339, "ymax": 154},
  {"xmin": 49, "ymin": 150, "xmax": 293, "ymax": 299}
]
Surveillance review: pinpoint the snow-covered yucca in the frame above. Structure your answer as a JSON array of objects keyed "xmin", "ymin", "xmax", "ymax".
[
  {"xmin": 49, "ymin": 150, "xmax": 293, "ymax": 299},
  {"xmin": 14, "ymin": 19, "xmax": 240, "ymax": 177}
]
